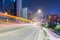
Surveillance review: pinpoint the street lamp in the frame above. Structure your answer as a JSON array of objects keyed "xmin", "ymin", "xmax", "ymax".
[
  {"xmin": 32, "ymin": 9, "xmax": 43, "ymax": 24},
  {"xmin": 34, "ymin": 9, "xmax": 44, "ymax": 40},
  {"xmin": 36, "ymin": 9, "xmax": 43, "ymax": 20},
  {"xmin": 37, "ymin": 9, "xmax": 42, "ymax": 13},
  {"xmin": 34, "ymin": 9, "xmax": 44, "ymax": 25},
  {"xmin": 4, "ymin": 12, "xmax": 8, "ymax": 15},
  {"xmin": 32, "ymin": 9, "xmax": 42, "ymax": 24}
]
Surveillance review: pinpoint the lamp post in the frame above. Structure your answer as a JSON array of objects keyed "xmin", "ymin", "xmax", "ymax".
[
  {"xmin": 36, "ymin": 9, "xmax": 44, "ymax": 40},
  {"xmin": 32, "ymin": 9, "xmax": 44, "ymax": 24},
  {"xmin": 36, "ymin": 9, "xmax": 43, "ymax": 23}
]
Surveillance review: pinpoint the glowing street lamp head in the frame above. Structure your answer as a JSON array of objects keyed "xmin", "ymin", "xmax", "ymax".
[
  {"xmin": 4, "ymin": 12, "xmax": 8, "ymax": 15},
  {"xmin": 37, "ymin": 9, "xmax": 42, "ymax": 13}
]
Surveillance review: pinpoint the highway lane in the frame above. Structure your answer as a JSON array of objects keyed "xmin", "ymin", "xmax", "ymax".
[
  {"xmin": 0, "ymin": 24, "xmax": 60, "ymax": 40},
  {"xmin": 0, "ymin": 24, "xmax": 43, "ymax": 40}
]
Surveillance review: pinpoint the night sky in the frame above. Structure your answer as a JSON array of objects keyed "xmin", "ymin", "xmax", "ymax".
[
  {"xmin": 0, "ymin": 0, "xmax": 60, "ymax": 14},
  {"xmin": 22, "ymin": 0, "xmax": 60, "ymax": 14}
]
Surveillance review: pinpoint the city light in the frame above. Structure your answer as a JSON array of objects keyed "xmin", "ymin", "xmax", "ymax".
[
  {"xmin": 37, "ymin": 9, "xmax": 42, "ymax": 13},
  {"xmin": 4, "ymin": 12, "xmax": 8, "ymax": 15},
  {"xmin": 13, "ymin": 0, "xmax": 15, "ymax": 2}
]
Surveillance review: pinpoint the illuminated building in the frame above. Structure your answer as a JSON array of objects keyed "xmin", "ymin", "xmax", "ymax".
[
  {"xmin": 16, "ymin": 0, "xmax": 22, "ymax": 17},
  {"xmin": 0, "ymin": 0, "xmax": 22, "ymax": 17},
  {"xmin": 22, "ymin": 7, "xmax": 32, "ymax": 20}
]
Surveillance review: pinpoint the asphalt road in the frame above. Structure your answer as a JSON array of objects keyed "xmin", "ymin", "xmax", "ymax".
[
  {"xmin": 0, "ymin": 24, "xmax": 60, "ymax": 40},
  {"xmin": 0, "ymin": 24, "xmax": 43, "ymax": 40}
]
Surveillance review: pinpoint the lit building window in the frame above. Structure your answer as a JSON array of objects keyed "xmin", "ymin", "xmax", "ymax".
[{"xmin": 13, "ymin": 0, "xmax": 15, "ymax": 2}]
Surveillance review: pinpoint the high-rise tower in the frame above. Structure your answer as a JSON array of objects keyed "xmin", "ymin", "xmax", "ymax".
[{"xmin": 16, "ymin": 0, "xmax": 22, "ymax": 17}]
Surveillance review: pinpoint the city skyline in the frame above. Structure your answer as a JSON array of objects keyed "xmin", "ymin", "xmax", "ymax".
[{"xmin": 0, "ymin": 0, "xmax": 60, "ymax": 14}]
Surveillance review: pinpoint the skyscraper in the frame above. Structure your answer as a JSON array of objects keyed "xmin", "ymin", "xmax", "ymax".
[
  {"xmin": 16, "ymin": 0, "xmax": 22, "ymax": 17},
  {"xmin": 22, "ymin": 7, "xmax": 32, "ymax": 20}
]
